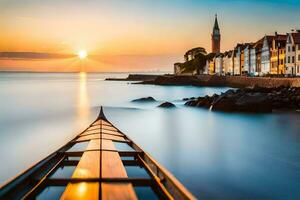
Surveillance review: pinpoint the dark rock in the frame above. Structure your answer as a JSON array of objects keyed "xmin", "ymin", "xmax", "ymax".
[
  {"xmin": 211, "ymin": 92, "xmax": 272, "ymax": 113},
  {"xmin": 158, "ymin": 102, "xmax": 176, "ymax": 108},
  {"xmin": 132, "ymin": 97, "xmax": 156, "ymax": 102},
  {"xmin": 235, "ymin": 93, "xmax": 272, "ymax": 113},
  {"xmin": 183, "ymin": 86, "xmax": 300, "ymax": 113}
]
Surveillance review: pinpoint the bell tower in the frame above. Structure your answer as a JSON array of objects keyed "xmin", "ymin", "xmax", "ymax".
[{"xmin": 211, "ymin": 14, "xmax": 221, "ymax": 53}]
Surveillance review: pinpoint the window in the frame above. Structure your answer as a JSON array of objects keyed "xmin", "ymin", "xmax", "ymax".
[
  {"xmin": 293, "ymin": 46, "xmax": 295, "ymax": 51},
  {"xmin": 288, "ymin": 56, "xmax": 290, "ymax": 63},
  {"xmin": 299, "ymin": 55, "xmax": 300, "ymax": 61},
  {"xmin": 281, "ymin": 59, "xmax": 284, "ymax": 65},
  {"xmin": 298, "ymin": 45, "xmax": 300, "ymax": 51},
  {"xmin": 298, "ymin": 66, "xmax": 299, "ymax": 73},
  {"xmin": 292, "ymin": 56, "xmax": 295, "ymax": 63},
  {"xmin": 288, "ymin": 46, "xmax": 291, "ymax": 52}
]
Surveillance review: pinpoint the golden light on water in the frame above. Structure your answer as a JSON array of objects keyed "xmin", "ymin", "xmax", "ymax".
[
  {"xmin": 77, "ymin": 72, "xmax": 90, "ymax": 126},
  {"xmin": 78, "ymin": 50, "xmax": 87, "ymax": 59}
]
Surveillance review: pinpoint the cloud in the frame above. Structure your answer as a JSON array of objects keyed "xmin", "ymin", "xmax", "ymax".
[{"xmin": 0, "ymin": 52, "xmax": 75, "ymax": 60}]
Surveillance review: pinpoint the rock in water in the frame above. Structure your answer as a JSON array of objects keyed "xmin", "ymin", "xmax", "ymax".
[
  {"xmin": 235, "ymin": 93, "xmax": 272, "ymax": 113},
  {"xmin": 212, "ymin": 92, "xmax": 272, "ymax": 113},
  {"xmin": 158, "ymin": 102, "xmax": 176, "ymax": 108},
  {"xmin": 132, "ymin": 97, "xmax": 156, "ymax": 102}
]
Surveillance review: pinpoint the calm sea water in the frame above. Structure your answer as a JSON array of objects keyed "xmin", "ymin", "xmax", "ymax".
[{"xmin": 0, "ymin": 72, "xmax": 300, "ymax": 199}]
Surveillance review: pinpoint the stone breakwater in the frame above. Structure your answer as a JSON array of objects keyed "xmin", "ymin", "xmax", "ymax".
[
  {"xmin": 184, "ymin": 87, "xmax": 300, "ymax": 113},
  {"xmin": 106, "ymin": 74, "xmax": 159, "ymax": 81},
  {"xmin": 138, "ymin": 74, "xmax": 300, "ymax": 88}
]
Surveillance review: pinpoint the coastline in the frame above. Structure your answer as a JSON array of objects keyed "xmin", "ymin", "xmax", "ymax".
[{"xmin": 106, "ymin": 74, "xmax": 300, "ymax": 88}]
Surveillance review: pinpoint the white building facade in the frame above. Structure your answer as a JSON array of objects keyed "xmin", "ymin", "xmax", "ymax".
[
  {"xmin": 250, "ymin": 48, "xmax": 257, "ymax": 75},
  {"xmin": 223, "ymin": 51, "xmax": 234, "ymax": 75},
  {"xmin": 243, "ymin": 44, "xmax": 252, "ymax": 74},
  {"xmin": 215, "ymin": 54, "xmax": 223, "ymax": 75},
  {"xmin": 234, "ymin": 47, "xmax": 241, "ymax": 75},
  {"xmin": 285, "ymin": 32, "xmax": 300, "ymax": 76},
  {"xmin": 261, "ymin": 36, "xmax": 273, "ymax": 75}
]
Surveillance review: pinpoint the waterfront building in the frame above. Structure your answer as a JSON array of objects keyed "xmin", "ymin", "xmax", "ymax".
[
  {"xmin": 243, "ymin": 43, "xmax": 254, "ymax": 74},
  {"xmin": 250, "ymin": 38, "xmax": 264, "ymax": 76},
  {"xmin": 240, "ymin": 46, "xmax": 245, "ymax": 74},
  {"xmin": 261, "ymin": 35, "xmax": 275, "ymax": 75},
  {"xmin": 285, "ymin": 31, "xmax": 300, "ymax": 76},
  {"xmin": 215, "ymin": 53, "xmax": 223, "ymax": 75},
  {"xmin": 204, "ymin": 60, "xmax": 210, "ymax": 74},
  {"xmin": 233, "ymin": 44, "xmax": 243, "ymax": 75},
  {"xmin": 224, "ymin": 50, "xmax": 234, "ymax": 75},
  {"xmin": 209, "ymin": 58, "xmax": 215, "ymax": 75},
  {"xmin": 211, "ymin": 14, "xmax": 221, "ymax": 54},
  {"xmin": 270, "ymin": 33, "xmax": 287, "ymax": 75}
]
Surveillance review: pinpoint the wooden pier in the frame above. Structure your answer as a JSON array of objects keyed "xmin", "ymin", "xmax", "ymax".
[{"xmin": 0, "ymin": 107, "xmax": 196, "ymax": 199}]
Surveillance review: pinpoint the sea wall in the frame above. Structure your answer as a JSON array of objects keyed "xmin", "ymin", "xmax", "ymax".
[
  {"xmin": 202, "ymin": 75, "xmax": 300, "ymax": 88},
  {"xmin": 106, "ymin": 74, "xmax": 159, "ymax": 81},
  {"xmin": 138, "ymin": 74, "xmax": 300, "ymax": 88}
]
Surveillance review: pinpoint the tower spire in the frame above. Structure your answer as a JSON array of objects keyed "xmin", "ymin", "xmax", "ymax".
[
  {"xmin": 211, "ymin": 14, "xmax": 221, "ymax": 54},
  {"xmin": 214, "ymin": 14, "xmax": 219, "ymax": 30}
]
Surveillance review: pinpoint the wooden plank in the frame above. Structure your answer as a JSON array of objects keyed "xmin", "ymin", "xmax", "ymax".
[
  {"xmin": 101, "ymin": 120, "xmax": 112, "ymax": 126},
  {"xmin": 86, "ymin": 140, "xmax": 100, "ymax": 151},
  {"xmin": 61, "ymin": 151, "xmax": 100, "ymax": 200},
  {"xmin": 102, "ymin": 140, "xmax": 116, "ymax": 151},
  {"xmin": 85, "ymin": 139, "xmax": 116, "ymax": 151},
  {"xmin": 72, "ymin": 151, "xmax": 100, "ymax": 178},
  {"xmin": 102, "ymin": 125, "xmax": 118, "ymax": 131},
  {"xmin": 101, "ymin": 150, "xmax": 137, "ymax": 200},
  {"xmin": 80, "ymin": 131, "xmax": 99, "ymax": 137},
  {"xmin": 76, "ymin": 135, "xmax": 99, "ymax": 142},
  {"xmin": 86, "ymin": 127, "xmax": 100, "ymax": 132},
  {"xmin": 92, "ymin": 121, "xmax": 101, "ymax": 126},
  {"xmin": 102, "ymin": 135, "xmax": 125, "ymax": 142},
  {"xmin": 60, "ymin": 182, "xmax": 99, "ymax": 200},
  {"xmin": 77, "ymin": 134, "xmax": 125, "ymax": 142},
  {"xmin": 102, "ymin": 151, "xmax": 127, "ymax": 178},
  {"xmin": 102, "ymin": 129, "xmax": 123, "ymax": 136},
  {"xmin": 102, "ymin": 183, "xmax": 137, "ymax": 200}
]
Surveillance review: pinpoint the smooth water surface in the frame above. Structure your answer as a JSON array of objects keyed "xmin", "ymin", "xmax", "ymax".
[{"xmin": 0, "ymin": 72, "xmax": 300, "ymax": 199}]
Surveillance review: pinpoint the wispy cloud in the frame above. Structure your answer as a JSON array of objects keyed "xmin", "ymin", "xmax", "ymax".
[{"xmin": 0, "ymin": 52, "xmax": 75, "ymax": 60}]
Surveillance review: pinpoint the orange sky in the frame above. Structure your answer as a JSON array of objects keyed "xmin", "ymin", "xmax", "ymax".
[{"xmin": 1, "ymin": 0, "xmax": 299, "ymax": 72}]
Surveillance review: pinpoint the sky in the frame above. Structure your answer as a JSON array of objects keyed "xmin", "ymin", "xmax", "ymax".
[{"xmin": 0, "ymin": 0, "xmax": 300, "ymax": 72}]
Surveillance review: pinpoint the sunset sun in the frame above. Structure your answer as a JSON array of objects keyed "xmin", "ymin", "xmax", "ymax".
[{"xmin": 78, "ymin": 50, "xmax": 87, "ymax": 59}]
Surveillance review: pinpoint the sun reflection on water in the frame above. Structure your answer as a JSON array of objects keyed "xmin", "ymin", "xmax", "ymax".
[{"xmin": 77, "ymin": 72, "xmax": 90, "ymax": 126}]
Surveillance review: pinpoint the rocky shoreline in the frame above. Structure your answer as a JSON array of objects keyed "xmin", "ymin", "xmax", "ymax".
[{"xmin": 184, "ymin": 86, "xmax": 300, "ymax": 113}]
